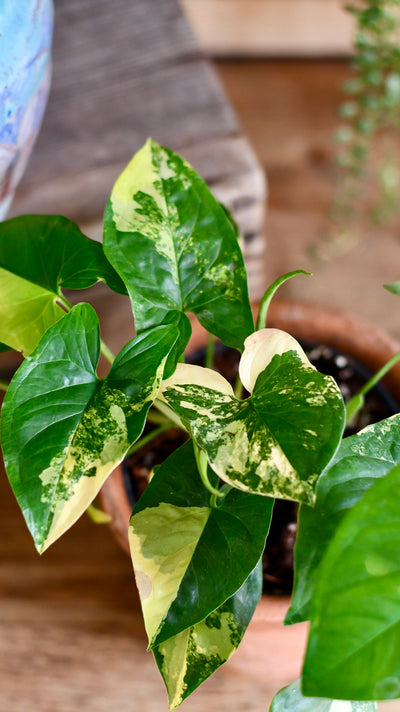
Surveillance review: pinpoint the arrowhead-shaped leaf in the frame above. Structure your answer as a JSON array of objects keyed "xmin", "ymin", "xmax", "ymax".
[
  {"xmin": 160, "ymin": 348, "xmax": 345, "ymax": 505},
  {"xmin": 270, "ymin": 678, "xmax": 377, "ymax": 712},
  {"xmin": 153, "ymin": 561, "xmax": 262, "ymax": 710},
  {"xmin": 286, "ymin": 415, "xmax": 400, "ymax": 625},
  {"xmin": 103, "ymin": 138, "xmax": 254, "ymax": 361},
  {"xmin": 1, "ymin": 303, "xmax": 177, "ymax": 552},
  {"xmin": 0, "ymin": 215, "xmax": 126, "ymax": 355},
  {"xmin": 129, "ymin": 440, "xmax": 273, "ymax": 648},
  {"xmin": 302, "ymin": 462, "xmax": 400, "ymax": 701}
]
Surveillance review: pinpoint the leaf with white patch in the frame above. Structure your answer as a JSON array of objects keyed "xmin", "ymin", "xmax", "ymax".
[
  {"xmin": 1, "ymin": 304, "xmax": 177, "ymax": 552},
  {"xmin": 270, "ymin": 678, "xmax": 377, "ymax": 712},
  {"xmin": 159, "ymin": 340, "xmax": 345, "ymax": 505},
  {"xmin": 153, "ymin": 561, "xmax": 262, "ymax": 710},
  {"xmin": 0, "ymin": 215, "xmax": 126, "ymax": 355},
  {"xmin": 302, "ymin": 462, "xmax": 400, "ymax": 701},
  {"xmin": 286, "ymin": 415, "xmax": 400, "ymax": 625},
  {"xmin": 103, "ymin": 138, "xmax": 254, "ymax": 362},
  {"xmin": 129, "ymin": 440, "xmax": 272, "ymax": 648}
]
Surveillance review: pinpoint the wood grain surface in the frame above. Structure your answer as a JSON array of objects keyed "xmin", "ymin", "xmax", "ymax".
[
  {"xmin": 10, "ymin": 0, "xmax": 266, "ymax": 299},
  {"xmin": 0, "ymin": 447, "xmax": 309, "ymax": 711},
  {"xmin": 181, "ymin": 0, "xmax": 354, "ymax": 57}
]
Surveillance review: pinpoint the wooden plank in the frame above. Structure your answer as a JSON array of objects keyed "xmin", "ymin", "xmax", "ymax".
[
  {"xmin": 180, "ymin": 0, "xmax": 354, "ymax": 57},
  {"xmin": 11, "ymin": 0, "xmax": 267, "ymax": 299}
]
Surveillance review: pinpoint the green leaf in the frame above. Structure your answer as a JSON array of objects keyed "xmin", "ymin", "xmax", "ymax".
[
  {"xmin": 1, "ymin": 303, "xmax": 177, "ymax": 552},
  {"xmin": 103, "ymin": 138, "xmax": 254, "ymax": 359},
  {"xmin": 270, "ymin": 678, "xmax": 377, "ymax": 712},
  {"xmin": 159, "ymin": 350, "xmax": 345, "ymax": 505},
  {"xmin": 302, "ymin": 462, "xmax": 400, "ymax": 701},
  {"xmin": 153, "ymin": 561, "xmax": 262, "ymax": 710},
  {"xmin": 0, "ymin": 215, "xmax": 126, "ymax": 355},
  {"xmin": 129, "ymin": 439, "xmax": 273, "ymax": 648},
  {"xmin": 286, "ymin": 415, "xmax": 400, "ymax": 625}
]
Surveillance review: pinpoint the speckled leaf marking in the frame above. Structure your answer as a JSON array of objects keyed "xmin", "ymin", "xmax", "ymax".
[
  {"xmin": 160, "ymin": 352, "xmax": 345, "ymax": 505},
  {"xmin": 1, "ymin": 304, "xmax": 177, "ymax": 552},
  {"xmin": 129, "ymin": 503, "xmax": 211, "ymax": 645},
  {"xmin": 270, "ymin": 678, "xmax": 377, "ymax": 712},
  {"xmin": 128, "ymin": 440, "xmax": 272, "ymax": 650},
  {"xmin": 103, "ymin": 138, "xmax": 254, "ymax": 353},
  {"xmin": 286, "ymin": 413, "xmax": 400, "ymax": 626},
  {"xmin": 153, "ymin": 563, "xmax": 262, "ymax": 710}
]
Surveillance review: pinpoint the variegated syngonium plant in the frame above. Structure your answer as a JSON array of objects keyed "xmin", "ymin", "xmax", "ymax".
[{"xmin": 0, "ymin": 137, "xmax": 387, "ymax": 712}]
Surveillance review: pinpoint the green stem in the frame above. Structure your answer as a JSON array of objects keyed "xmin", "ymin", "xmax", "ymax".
[
  {"xmin": 0, "ymin": 380, "xmax": 9, "ymax": 392},
  {"xmin": 205, "ymin": 334, "xmax": 215, "ymax": 370},
  {"xmin": 193, "ymin": 441, "xmax": 224, "ymax": 498},
  {"xmin": 146, "ymin": 408, "xmax": 171, "ymax": 426},
  {"xmin": 256, "ymin": 270, "xmax": 311, "ymax": 330},
  {"xmin": 346, "ymin": 349, "xmax": 400, "ymax": 424},
  {"xmin": 126, "ymin": 423, "xmax": 171, "ymax": 457},
  {"xmin": 100, "ymin": 339, "xmax": 115, "ymax": 366}
]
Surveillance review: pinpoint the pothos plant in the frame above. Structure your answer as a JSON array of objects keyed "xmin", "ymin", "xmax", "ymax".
[{"xmin": 0, "ymin": 139, "xmax": 400, "ymax": 712}]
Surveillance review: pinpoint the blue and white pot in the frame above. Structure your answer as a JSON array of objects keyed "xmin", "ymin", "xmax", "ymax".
[{"xmin": 0, "ymin": 0, "xmax": 53, "ymax": 219}]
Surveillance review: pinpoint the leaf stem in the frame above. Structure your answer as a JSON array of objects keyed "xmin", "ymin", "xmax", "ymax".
[
  {"xmin": 205, "ymin": 334, "xmax": 215, "ymax": 369},
  {"xmin": 193, "ymin": 441, "xmax": 224, "ymax": 498},
  {"xmin": 256, "ymin": 270, "xmax": 311, "ymax": 330},
  {"xmin": 100, "ymin": 340, "xmax": 115, "ymax": 365},
  {"xmin": 126, "ymin": 423, "xmax": 172, "ymax": 458},
  {"xmin": 346, "ymin": 349, "xmax": 400, "ymax": 424}
]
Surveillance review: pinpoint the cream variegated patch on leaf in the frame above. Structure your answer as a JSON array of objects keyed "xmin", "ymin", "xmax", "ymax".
[
  {"xmin": 103, "ymin": 138, "xmax": 254, "ymax": 369},
  {"xmin": 270, "ymin": 678, "xmax": 377, "ymax": 712},
  {"xmin": 159, "ymin": 330, "xmax": 345, "ymax": 505},
  {"xmin": 129, "ymin": 440, "xmax": 273, "ymax": 649},
  {"xmin": 153, "ymin": 562, "xmax": 262, "ymax": 710},
  {"xmin": 1, "ymin": 303, "xmax": 177, "ymax": 552}
]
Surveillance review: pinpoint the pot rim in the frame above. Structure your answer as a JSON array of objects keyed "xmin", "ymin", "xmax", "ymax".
[{"xmin": 100, "ymin": 298, "xmax": 400, "ymax": 556}]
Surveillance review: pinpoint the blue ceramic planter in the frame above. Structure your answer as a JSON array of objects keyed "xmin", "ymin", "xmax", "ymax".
[{"xmin": 0, "ymin": 0, "xmax": 53, "ymax": 219}]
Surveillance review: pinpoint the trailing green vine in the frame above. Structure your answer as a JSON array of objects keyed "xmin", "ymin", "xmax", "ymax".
[{"xmin": 330, "ymin": 0, "xmax": 400, "ymax": 247}]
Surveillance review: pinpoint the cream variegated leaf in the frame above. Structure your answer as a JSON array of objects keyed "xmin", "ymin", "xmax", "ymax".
[
  {"xmin": 159, "ymin": 335, "xmax": 345, "ymax": 504},
  {"xmin": 153, "ymin": 562, "xmax": 262, "ymax": 710},
  {"xmin": 129, "ymin": 440, "xmax": 273, "ymax": 649},
  {"xmin": 270, "ymin": 678, "xmax": 377, "ymax": 712},
  {"xmin": 103, "ymin": 138, "xmax": 254, "ymax": 367},
  {"xmin": 1, "ymin": 304, "xmax": 177, "ymax": 552}
]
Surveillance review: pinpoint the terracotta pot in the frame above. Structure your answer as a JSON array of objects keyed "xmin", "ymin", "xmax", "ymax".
[
  {"xmin": 99, "ymin": 299, "xmax": 400, "ymax": 706},
  {"xmin": 100, "ymin": 298, "xmax": 400, "ymax": 553}
]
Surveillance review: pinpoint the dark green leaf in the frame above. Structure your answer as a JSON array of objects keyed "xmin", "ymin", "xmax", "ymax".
[
  {"xmin": 1, "ymin": 303, "xmax": 177, "ymax": 552},
  {"xmin": 103, "ymin": 138, "xmax": 254, "ymax": 359},
  {"xmin": 129, "ymin": 439, "xmax": 273, "ymax": 648},
  {"xmin": 0, "ymin": 215, "xmax": 126, "ymax": 355},
  {"xmin": 302, "ymin": 462, "xmax": 400, "ymax": 701},
  {"xmin": 153, "ymin": 561, "xmax": 262, "ymax": 710},
  {"xmin": 270, "ymin": 678, "xmax": 377, "ymax": 711},
  {"xmin": 286, "ymin": 415, "xmax": 400, "ymax": 625}
]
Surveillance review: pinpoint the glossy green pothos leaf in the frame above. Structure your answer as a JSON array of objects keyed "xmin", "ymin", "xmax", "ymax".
[
  {"xmin": 270, "ymin": 678, "xmax": 377, "ymax": 712},
  {"xmin": 129, "ymin": 440, "xmax": 272, "ymax": 649},
  {"xmin": 1, "ymin": 303, "xmax": 177, "ymax": 553},
  {"xmin": 153, "ymin": 561, "xmax": 262, "ymax": 710},
  {"xmin": 103, "ymin": 138, "xmax": 254, "ymax": 363},
  {"xmin": 286, "ymin": 414, "xmax": 400, "ymax": 625},
  {"xmin": 303, "ymin": 462, "xmax": 400, "ymax": 701},
  {"xmin": 159, "ymin": 346, "xmax": 345, "ymax": 505},
  {"xmin": 0, "ymin": 215, "xmax": 126, "ymax": 355}
]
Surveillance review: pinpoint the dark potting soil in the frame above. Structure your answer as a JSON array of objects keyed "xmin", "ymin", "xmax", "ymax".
[{"xmin": 123, "ymin": 341, "xmax": 399, "ymax": 596}]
